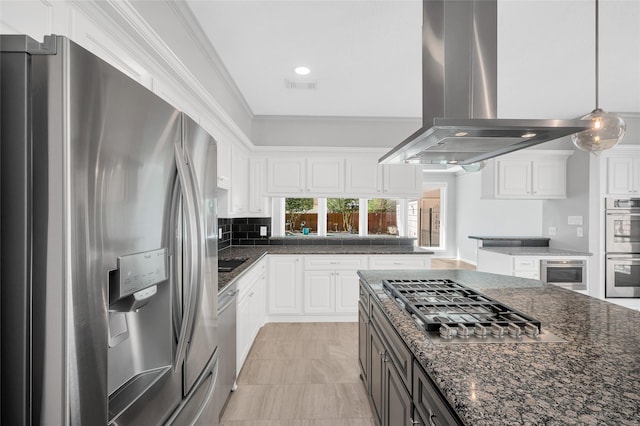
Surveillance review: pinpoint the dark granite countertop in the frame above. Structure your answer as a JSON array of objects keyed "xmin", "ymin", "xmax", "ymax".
[
  {"xmin": 217, "ymin": 245, "xmax": 433, "ymax": 292},
  {"xmin": 468, "ymin": 236, "xmax": 551, "ymax": 241},
  {"xmin": 358, "ymin": 270, "xmax": 640, "ymax": 426},
  {"xmin": 479, "ymin": 247, "xmax": 592, "ymax": 256}
]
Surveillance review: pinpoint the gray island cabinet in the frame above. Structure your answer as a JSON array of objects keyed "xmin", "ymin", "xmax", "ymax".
[{"xmin": 357, "ymin": 270, "xmax": 640, "ymax": 426}]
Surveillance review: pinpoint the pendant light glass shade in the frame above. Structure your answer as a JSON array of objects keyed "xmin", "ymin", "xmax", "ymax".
[
  {"xmin": 460, "ymin": 160, "xmax": 487, "ymax": 172},
  {"xmin": 571, "ymin": 108, "xmax": 626, "ymax": 153},
  {"xmin": 571, "ymin": 0, "xmax": 626, "ymax": 153}
]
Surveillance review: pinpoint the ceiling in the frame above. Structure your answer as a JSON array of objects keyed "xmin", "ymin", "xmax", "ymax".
[{"xmin": 185, "ymin": 0, "xmax": 423, "ymax": 118}]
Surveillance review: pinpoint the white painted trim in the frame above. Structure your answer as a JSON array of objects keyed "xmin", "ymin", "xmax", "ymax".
[{"xmin": 252, "ymin": 146, "xmax": 389, "ymax": 155}]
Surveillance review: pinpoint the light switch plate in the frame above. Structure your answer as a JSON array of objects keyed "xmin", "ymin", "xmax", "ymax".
[
  {"xmin": 218, "ymin": 227, "xmax": 222, "ymax": 240},
  {"xmin": 260, "ymin": 226, "xmax": 268, "ymax": 236},
  {"xmin": 548, "ymin": 227, "xmax": 557, "ymax": 236},
  {"xmin": 577, "ymin": 227, "xmax": 584, "ymax": 237}
]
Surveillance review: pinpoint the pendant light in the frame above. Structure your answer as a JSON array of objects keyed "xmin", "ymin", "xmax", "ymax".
[{"xmin": 571, "ymin": 0, "xmax": 625, "ymax": 153}]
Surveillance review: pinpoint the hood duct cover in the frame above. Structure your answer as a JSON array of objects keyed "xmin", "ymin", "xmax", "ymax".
[{"xmin": 380, "ymin": 0, "xmax": 590, "ymax": 165}]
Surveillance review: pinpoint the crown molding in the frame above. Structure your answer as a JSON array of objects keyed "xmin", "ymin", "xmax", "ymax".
[{"xmin": 70, "ymin": 0, "xmax": 254, "ymax": 150}]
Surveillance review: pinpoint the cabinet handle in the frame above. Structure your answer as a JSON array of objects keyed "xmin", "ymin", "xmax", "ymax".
[
  {"xmin": 249, "ymin": 292, "xmax": 255, "ymax": 297},
  {"xmin": 427, "ymin": 408, "xmax": 437, "ymax": 426},
  {"xmin": 410, "ymin": 418, "xmax": 422, "ymax": 425}
]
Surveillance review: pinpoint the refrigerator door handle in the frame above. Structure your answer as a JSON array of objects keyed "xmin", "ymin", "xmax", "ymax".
[
  {"xmin": 173, "ymin": 143, "xmax": 200, "ymax": 372},
  {"xmin": 183, "ymin": 149, "xmax": 205, "ymax": 344}
]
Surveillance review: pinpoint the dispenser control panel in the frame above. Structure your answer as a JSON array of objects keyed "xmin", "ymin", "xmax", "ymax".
[{"xmin": 112, "ymin": 248, "xmax": 167, "ymax": 301}]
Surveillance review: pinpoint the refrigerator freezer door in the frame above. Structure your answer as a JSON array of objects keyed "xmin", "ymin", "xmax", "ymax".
[{"xmin": 181, "ymin": 115, "xmax": 219, "ymax": 396}]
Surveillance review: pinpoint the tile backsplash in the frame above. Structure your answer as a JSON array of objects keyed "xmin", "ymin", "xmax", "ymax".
[{"xmin": 218, "ymin": 217, "xmax": 272, "ymax": 247}]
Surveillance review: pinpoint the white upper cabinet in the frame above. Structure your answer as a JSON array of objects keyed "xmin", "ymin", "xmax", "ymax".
[
  {"xmin": 345, "ymin": 159, "xmax": 382, "ymax": 195},
  {"xmin": 248, "ymin": 157, "xmax": 268, "ymax": 215},
  {"xmin": 482, "ymin": 150, "xmax": 572, "ymax": 199},
  {"xmin": 230, "ymin": 145, "xmax": 248, "ymax": 213},
  {"xmin": 607, "ymin": 157, "xmax": 640, "ymax": 195},
  {"xmin": 306, "ymin": 158, "xmax": 344, "ymax": 193},
  {"xmin": 217, "ymin": 139, "xmax": 232, "ymax": 190},
  {"xmin": 382, "ymin": 164, "xmax": 422, "ymax": 196},
  {"xmin": 267, "ymin": 158, "xmax": 306, "ymax": 194}
]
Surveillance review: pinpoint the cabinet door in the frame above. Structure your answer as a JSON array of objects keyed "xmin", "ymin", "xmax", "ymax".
[
  {"xmin": 532, "ymin": 158, "xmax": 566, "ymax": 198},
  {"xmin": 217, "ymin": 139, "xmax": 232, "ymax": 189},
  {"xmin": 248, "ymin": 157, "xmax": 267, "ymax": 214},
  {"xmin": 230, "ymin": 146, "xmax": 248, "ymax": 213},
  {"xmin": 384, "ymin": 361, "xmax": 412, "ymax": 426},
  {"xmin": 383, "ymin": 164, "xmax": 421, "ymax": 195},
  {"xmin": 268, "ymin": 256, "xmax": 303, "ymax": 314},
  {"xmin": 267, "ymin": 158, "xmax": 305, "ymax": 194},
  {"xmin": 607, "ymin": 157, "xmax": 635, "ymax": 194},
  {"xmin": 335, "ymin": 271, "xmax": 360, "ymax": 313},
  {"xmin": 369, "ymin": 323, "xmax": 385, "ymax": 425},
  {"xmin": 346, "ymin": 158, "xmax": 381, "ymax": 195},
  {"xmin": 413, "ymin": 360, "xmax": 461, "ymax": 426},
  {"xmin": 496, "ymin": 159, "xmax": 531, "ymax": 197},
  {"xmin": 307, "ymin": 158, "xmax": 344, "ymax": 193},
  {"xmin": 303, "ymin": 271, "xmax": 335, "ymax": 314},
  {"xmin": 358, "ymin": 302, "xmax": 369, "ymax": 384}
]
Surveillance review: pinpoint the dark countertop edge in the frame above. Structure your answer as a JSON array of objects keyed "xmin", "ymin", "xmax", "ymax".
[
  {"xmin": 478, "ymin": 247, "xmax": 593, "ymax": 256},
  {"xmin": 217, "ymin": 245, "xmax": 435, "ymax": 294},
  {"xmin": 468, "ymin": 236, "xmax": 551, "ymax": 241}
]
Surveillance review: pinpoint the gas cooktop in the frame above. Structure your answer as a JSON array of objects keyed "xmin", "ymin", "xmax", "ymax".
[{"xmin": 383, "ymin": 279, "xmax": 565, "ymax": 344}]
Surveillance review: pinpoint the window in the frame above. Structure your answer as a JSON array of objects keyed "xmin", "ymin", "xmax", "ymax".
[
  {"xmin": 327, "ymin": 198, "xmax": 359, "ymax": 234},
  {"xmin": 285, "ymin": 198, "xmax": 318, "ymax": 235},
  {"xmin": 367, "ymin": 199, "xmax": 398, "ymax": 236}
]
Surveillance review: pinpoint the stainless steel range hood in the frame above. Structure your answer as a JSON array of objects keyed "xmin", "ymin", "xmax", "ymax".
[{"xmin": 380, "ymin": 0, "xmax": 590, "ymax": 165}]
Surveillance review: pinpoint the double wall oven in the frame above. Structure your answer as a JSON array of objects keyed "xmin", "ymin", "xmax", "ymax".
[{"xmin": 605, "ymin": 197, "xmax": 640, "ymax": 298}]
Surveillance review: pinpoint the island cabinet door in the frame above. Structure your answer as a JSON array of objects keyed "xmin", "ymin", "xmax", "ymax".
[
  {"xmin": 369, "ymin": 322, "xmax": 385, "ymax": 425},
  {"xmin": 384, "ymin": 359, "xmax": 412, "ymax": 426},
  {"xmin": 413, "ymin": 360, "xmax": 462, "ymax": 426},
  {"xmin": 357, "ymin": 301, "xmax": 369, "ymax": 384}
]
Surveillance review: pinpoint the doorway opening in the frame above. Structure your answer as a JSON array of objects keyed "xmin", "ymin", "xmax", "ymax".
[{"xmin": 419, "ymin": 186, "xmax": 444, "ymax": 249}]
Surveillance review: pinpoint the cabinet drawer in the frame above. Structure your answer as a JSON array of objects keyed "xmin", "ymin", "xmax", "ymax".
[
  {"xmin": 304, "ymin": 255, "xmax": 368, "ymax": 270},
  {"xmin": 513, "ymin": 258, "xmax": 539, "ymax": 272},
  {"xmin": 370, "ymin": 301, "xmax": 412, "ymax": 391},
  {"xmin": 237, "ymin": 258, "xmax": 267, "ymax": 300},
  {"xmin": 369, "ymin": 255, "xmax": 429, "ymax": 270}
]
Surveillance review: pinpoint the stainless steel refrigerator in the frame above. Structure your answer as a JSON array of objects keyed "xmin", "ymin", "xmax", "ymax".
[{"xmin": 1, "ymin": 35, "xmax": 219, "ymax": 425}]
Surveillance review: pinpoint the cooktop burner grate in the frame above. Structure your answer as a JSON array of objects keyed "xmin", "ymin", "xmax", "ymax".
[{"xmin": 382, "ymin": 279, "xmax": 541, "ymax": 332}]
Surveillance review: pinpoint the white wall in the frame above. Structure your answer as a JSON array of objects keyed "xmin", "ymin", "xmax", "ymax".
[{"xmin": 455, "ymin": 172, "xmax": 543, "ymax": 264}]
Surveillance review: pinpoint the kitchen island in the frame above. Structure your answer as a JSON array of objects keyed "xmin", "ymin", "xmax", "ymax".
[{"xmin": 358, "ymin": 269, "xmax": 640, "ymax": 425}]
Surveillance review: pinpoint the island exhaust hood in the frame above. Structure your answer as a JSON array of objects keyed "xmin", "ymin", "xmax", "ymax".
[{"xmin": 379, "ymin": 0, "xmax": 590, "ymax": 166}]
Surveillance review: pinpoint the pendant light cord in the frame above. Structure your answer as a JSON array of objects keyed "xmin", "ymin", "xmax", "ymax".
[{"xmin": 595, "ymin": 0, "xmax": 600, "ymax": 110}]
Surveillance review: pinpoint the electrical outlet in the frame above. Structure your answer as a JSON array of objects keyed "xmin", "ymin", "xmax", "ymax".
[
  {"xmin": 568, "ymin": 216, "xmax": 583, "ymax": 226},
  {"xmin": 218, "ymin": 227, "xmax": 223, "ymax": 240},
  {"xmin": 576, "ymin": 227, "xmax": 584, "ymax": 237},
  {"xmin": 260, "ymin": 226, "xmax": 268, "ymax": 236},
  {"xmin": 548, "ymin": 227, "xmax": 557, "ymax": 236}
]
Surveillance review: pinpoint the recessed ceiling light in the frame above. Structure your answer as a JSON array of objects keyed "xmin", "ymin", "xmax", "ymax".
[
  {"xmin": 454, "ymin": 132, "xmax": 468, "ymax": 137},
  {"xmin": 294, "ymin": 66, "xmax": 311, "ymax": 76},
  {"xmin": 521, "ymin": 132, "xmax": 537, "ymax": 138}
]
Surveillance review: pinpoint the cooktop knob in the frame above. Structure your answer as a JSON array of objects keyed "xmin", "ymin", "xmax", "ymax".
[
  {"xmin": 474, "ymin": 324, "xmax": 488, "ymax": 338},
  {"xmin": 457, "ymin": 324, "xmax": 470, "ymax": 339},
  {"xmin": 439, "ymin": 323, "xmax": 455, "ymax": 339},
  {"xmin": 491, "ymin": 324, "xmax": 505, "ymax": 338},
  {"xmin": 524, "ymin": 323, "xmax": 540, "ymax": 338},
  {"xmin": 507, "ymin": 323, "xmax": 522, "ymax": 338}
]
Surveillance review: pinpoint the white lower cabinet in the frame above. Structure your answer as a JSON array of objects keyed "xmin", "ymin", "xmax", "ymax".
[
  {"xmin": 303, "ymin": 271, "xmax": 335, "ymax": 313},
  {"xmin": 236, "ymin": 258, "xmax": 267, "ymax": 374},
  {"xmin": 268, "ymin": 255, "xmax": 303, "ymax": 315}
]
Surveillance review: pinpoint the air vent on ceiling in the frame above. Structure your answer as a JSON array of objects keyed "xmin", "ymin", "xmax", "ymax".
[{"xmin": 285, "ymin": 79, "xmax": 317, "ymax": 90}]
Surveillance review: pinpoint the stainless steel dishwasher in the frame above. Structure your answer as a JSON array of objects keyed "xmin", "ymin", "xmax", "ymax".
[{"xmin": 215, "ymin": 282, "xmax": 238, "ymax": 420}]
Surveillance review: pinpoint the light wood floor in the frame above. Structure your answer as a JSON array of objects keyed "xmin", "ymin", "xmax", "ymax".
[
  {"xmin": 220, "ymin": 322, "xmax": 375, "ymax": 426},
  {"xmin": 430, "ymin": 258, "xmax": 476, "ymax": 270}
]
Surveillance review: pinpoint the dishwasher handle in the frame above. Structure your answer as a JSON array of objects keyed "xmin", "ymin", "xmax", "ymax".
[{"xmin": 218, "ymin": 288, "xmax": 239, "ymax": 312}]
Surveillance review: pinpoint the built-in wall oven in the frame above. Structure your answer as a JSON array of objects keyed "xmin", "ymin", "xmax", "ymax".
[
  {"xmin": 540, "ymin": 259, "xmax": 586, "ymax": 291},
  {"xmin": 605, "ymin": 197, "xmax": 640, "ymax": 298}
]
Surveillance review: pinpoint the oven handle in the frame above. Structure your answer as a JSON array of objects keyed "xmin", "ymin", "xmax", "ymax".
[
  {"xmin": 606, "ymin": 211, "xmax": 640, "ymax": 216},
  {"xmin": 607, "ymin": 255, "xmax": 640, "ymax": 261}
]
